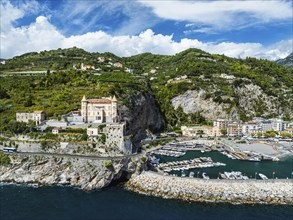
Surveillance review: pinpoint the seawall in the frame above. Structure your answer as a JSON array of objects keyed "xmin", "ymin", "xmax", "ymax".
[{"xmin": 126, "ymin": 171, "xmax": 293, "ymax": 205}]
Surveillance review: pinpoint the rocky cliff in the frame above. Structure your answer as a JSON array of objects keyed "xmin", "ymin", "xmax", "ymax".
[
  {"xmin": 171, "ymin": 82, "xmax": 292, "ymax": 121},
  {"xmin": 0, "ymin": 154, "xmax": 146, "ymax": 191},
  {"xmin": 120, "ymin": 91, "xmax": 166, "ymax": 145},
  {"xmin": 171, "ymin": 89, "xmax": 238, "ymax": 121}
]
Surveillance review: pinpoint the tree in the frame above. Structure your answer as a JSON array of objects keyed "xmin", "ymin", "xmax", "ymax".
[
  {"xmin": 220, "ymin": 129, "xmax": 227, "ymax": 136},
  {"xmin": 24, "ymin": 96, "xmax": 33, "ymax": 107},
  {"xmin": 80, "ymin": 133, "xmax": 88, "ymax": 141},
  {"xmin": 280, "ymin": 132, "xmax": 292, "ymax": 139},
  {"xmin": 197, "ymin": 130, "xmax": 204, "ymax": 135},
  {"xmin": 0, "ymin": 87, "xmax": 10, "ymax": 99}
]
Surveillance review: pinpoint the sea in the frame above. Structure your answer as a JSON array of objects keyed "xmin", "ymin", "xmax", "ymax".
[{"xmin": 1, "ymin": 151, "xmax": 292, "ymax": 220}]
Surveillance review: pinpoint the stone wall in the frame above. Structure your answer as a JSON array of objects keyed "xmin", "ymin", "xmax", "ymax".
[{"xmin": 126, "ymin": 171, "xmax": 293, "ymax": 205}]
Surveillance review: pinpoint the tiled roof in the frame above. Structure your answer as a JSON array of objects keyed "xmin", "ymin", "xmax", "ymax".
[
  {"xmin": 33, "ymin": 110, "xmax": 44, "ymax": 114},
  {"xmin": 87, "ymin": 98, "xmax": 112, "ymax": 103}
]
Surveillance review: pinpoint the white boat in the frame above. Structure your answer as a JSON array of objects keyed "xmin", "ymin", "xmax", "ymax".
[
  {"xmin": 248, "ymin": 157, "xmax": 261, "ymax": 162},
  {"xmin": 219, "ymin": 172, "xmax": 227, "ymax": 179},
  {"xmin": 202, "ymin": 172, "xmax": 210, "ymax": 179},
  {"xmin": 201, "ymin": 150, "xmax": 205, "ymax": 153},
  {"xmin": 224, "ymin": 172, "xmax": 235, "ymax": 179},
  {"xmin": 258, "ymin": 173, "xmax": 268, "ymax": 180},
  {"xmin": 189, "ymin": 172, "xmax": 195, "ymax": 178}
]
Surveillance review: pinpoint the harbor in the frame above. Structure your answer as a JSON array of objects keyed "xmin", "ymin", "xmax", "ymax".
[
  {"xmin": 157, "ymin": 157, "xmax": 226, "ymax": 172},
  {"xmin": 150, "ymin": 148, "xmax": 293, "ymax": 180}
]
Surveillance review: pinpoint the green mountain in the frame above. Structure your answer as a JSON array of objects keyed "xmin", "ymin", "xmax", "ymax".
[
  {"xmin": 276, "ymin": 53, "xmax": 293, "ymax": 68},
  {"xmin": 0, "ymin": 47, "xmax": 292, "ymax": 137}
]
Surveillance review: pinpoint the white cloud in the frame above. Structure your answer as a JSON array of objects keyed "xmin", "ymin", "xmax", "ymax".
[
  {"xmin": 139, "ymin": 0, "xmax": 292, "ymax": 32},
  {"xmin": 0, "ymin": 1, "xmax": 292, "ymax": 60}
]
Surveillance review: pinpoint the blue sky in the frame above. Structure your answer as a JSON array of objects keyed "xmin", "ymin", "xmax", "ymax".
[{"xmin": 1, "ymin": 0, "xmax": 292, "ymax": 59}]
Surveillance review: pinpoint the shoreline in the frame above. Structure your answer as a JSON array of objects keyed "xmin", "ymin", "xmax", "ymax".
[{"xmin": 126, "ymin": 171, "xmax": 293, "ymax": 205}]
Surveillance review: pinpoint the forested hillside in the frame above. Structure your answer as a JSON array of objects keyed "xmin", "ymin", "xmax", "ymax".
[{"xmin": 0, "ymin": 47, "xmax": 292, "ymax": 133}]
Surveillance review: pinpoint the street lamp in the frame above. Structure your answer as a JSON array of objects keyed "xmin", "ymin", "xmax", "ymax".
[
  {"xmin": 197, "ymin": 171, "xmax": 200, "ymax": 178},
  {"xmin": 273, "ymin": 171, "xmax": 275, "ymax": 179},
  {"xmin": 255, "ymin": 172, "xmax": 257, "ymax": 180}
]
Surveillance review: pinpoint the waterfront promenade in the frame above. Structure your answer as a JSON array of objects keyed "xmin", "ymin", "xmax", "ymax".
[{"xmin": 127, "ymin": 171, "xmax": 293, "ymax": 205}]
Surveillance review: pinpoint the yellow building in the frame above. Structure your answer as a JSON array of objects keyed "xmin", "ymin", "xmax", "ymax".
[
  {"xmin": 81, "ymin": 96, "xmax": 118, "ymax": 123},
  {"xmin": 181, "ymin": 126, "xmax": 221, "ymax": 137}
]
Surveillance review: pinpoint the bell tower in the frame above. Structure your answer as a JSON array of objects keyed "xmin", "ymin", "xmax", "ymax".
[
  {"xmin": 81, "ymin": 95, "xmax": 88, "ymax": 123},
  {"xmin": 111, "ymin": 95, "xmax": 118, "ymax": 123}
]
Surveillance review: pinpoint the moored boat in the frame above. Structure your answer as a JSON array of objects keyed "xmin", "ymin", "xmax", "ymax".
[
  {"xmin": 259, "ymin": 173, "xmax": 268, "ymax": 180},
  {"xmin": 202, "ymin": 172, "xmax": 210, "ymax": 179}
]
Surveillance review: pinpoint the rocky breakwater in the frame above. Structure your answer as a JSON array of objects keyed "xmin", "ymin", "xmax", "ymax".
[
  {"xmin": 126, "ymin": 171, "xmax": 293, "ymax": 205},
  {"xmin": 0, "ymin": 154, "xmax": 146, "ymax": 191}
]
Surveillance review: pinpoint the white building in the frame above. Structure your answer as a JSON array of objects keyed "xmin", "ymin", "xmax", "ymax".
[
  {"xmin": 81, "ymin": 96, "xmax": 118, "ymax": 123},
  {"xmin": 52, "ymin": 127, "xmax": 61, "ymax": 134},
  {"xmin": 271, "ymin": 119, "xmax": 283, "ymax": 132},
  {"xmin": 16, "ymin": 110, "xmax": 45, "ymax": 125},
  {"xmin": 87, "ymin": 127, "xmax": 100, "ymax": 137},
  {"xmin": 242, "ymin": 120, "xmax": 260, "ymax": 135},
  {"xmin": 213, "ymin": 119, "xmax": 229, "ymax": 130},
  {"xmin": 260, "ymin": 120, "xmax": 272, "ymax": 132}
]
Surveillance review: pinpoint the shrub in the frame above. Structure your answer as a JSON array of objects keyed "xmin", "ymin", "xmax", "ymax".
[
  {"xmin": 104, "ymin": 161, "xmax": 112, "ymax": 168},
  {"xmin": 0, "ymin": 152, "xmax": 11, "ymax": 166},
  {"xmin": 141, "ymin": 156, "xmax": 147, "ymax": 162}
]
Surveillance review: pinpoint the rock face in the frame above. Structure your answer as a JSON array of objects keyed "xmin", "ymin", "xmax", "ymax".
[
  {"xmin": 0, "ymin": 154, "xmax": 146, "ymax": 191},
  {"xmin": 171, "ymin": 89, "xmax": 239, "ymax": 121},
  {"xmin": 120, "ymin": 92, "xmax": 166, "ymax": 145},
  {"xmin": 171, "ymin": 86, "xmax": 293, "ymax": 121},
  {"xmin": 234, "ymin": 84, "xmax": 282, "ymax": 117},
  {"xmin": 127, "ymin": 171, "xmax": 293, "ymax": 205},
  {"xmin": 276, "ymin": 53, "xmax": 293, "ymax": 68}
]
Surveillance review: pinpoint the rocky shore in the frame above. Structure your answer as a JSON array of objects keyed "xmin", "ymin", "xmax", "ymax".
[
  {"xmin": 126, "ymin": 171, "xmax": 293, "ymax": 205},
  {"xmin": 0, "ymin": 154, "xmax": 146, "ymax": 191}
]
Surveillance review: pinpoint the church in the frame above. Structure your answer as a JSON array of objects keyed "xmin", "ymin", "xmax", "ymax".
[{"xmin": 81, "ymin": 95, "xmax": 118, "ymax": 123}]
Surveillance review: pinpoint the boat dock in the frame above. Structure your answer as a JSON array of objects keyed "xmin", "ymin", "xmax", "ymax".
[
  {"xmin": 157, "ymin": 157, "xmax": 226, "ymax": 172},
  {"xmin": 151, "ymin": 148, "xmax": 186, "ymax": 157}
]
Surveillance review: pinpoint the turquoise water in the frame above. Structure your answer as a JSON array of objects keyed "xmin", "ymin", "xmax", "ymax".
[
  {"xmin": 0, "ymin": 184, "xmax": 292, "ymax": 220},
  {"xmin": 155, "ymin": 151, "xmax": 293, "ymax": 179}
]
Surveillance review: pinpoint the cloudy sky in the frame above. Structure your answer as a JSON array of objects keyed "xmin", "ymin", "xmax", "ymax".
[{"xmin": 1, "ymin": 0, "xmax": 292, "ymax": 60}]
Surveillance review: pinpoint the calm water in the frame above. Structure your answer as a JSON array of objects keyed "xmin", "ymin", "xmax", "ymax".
[
  {"xmin": 155, "ymin": 151, "xmax": 293, "ymax": 179},
  {"xmin": 0, "ymin": 184, "xmax": 292, "ymax": 220}
]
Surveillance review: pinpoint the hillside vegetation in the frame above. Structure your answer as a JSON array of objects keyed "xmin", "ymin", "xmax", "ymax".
[{"xmin": 0, "ymin": 47, "xmax": 292, "ymax": 133}]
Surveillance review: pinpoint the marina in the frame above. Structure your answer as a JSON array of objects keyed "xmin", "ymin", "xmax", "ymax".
[
  {"xmin": 157, "ymin": 157, "xmax": 226, "ymax": 172},
  {"xmin": 153, "ymin": 150, "xmax": 293, "ymax": 179}
]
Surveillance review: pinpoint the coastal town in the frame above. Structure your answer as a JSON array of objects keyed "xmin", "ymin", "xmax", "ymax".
[{"xmin": 1, "ymin": 95, "xmax": 292, "ymax": 177}]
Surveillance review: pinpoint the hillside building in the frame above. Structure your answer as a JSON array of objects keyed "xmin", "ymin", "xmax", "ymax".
[
  {"xmin": 16, "ymin": 110, "xmax": 45, "ymax": 125},
  {"xmin": 81, "ymin": 95, "xmax": 118, "ymax": 123}
]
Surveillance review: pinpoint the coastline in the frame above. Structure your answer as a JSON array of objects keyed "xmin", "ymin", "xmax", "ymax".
[{"xmin": 126, "ymin": 171, "xmax": 293, "ymax": 205}]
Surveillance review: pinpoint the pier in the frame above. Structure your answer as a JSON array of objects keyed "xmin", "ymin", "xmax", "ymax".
[{"xmin": 127, "ymin": 171, "xmax": 293, "ymax": 205}]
